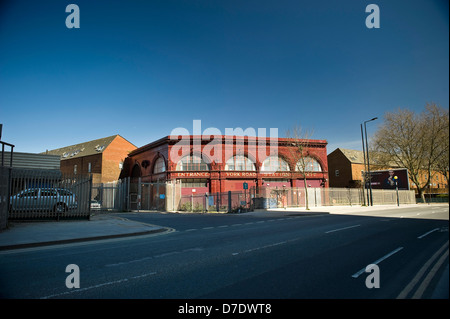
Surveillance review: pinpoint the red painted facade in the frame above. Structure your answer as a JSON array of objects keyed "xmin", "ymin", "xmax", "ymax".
[{"xmin": 123, "ymin": 135, "xmax": 329, "ymax": 194}]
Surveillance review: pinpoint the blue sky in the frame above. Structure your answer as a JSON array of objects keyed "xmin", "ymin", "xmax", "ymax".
[{"xmin": 0, "ymin": 0, "xmax": 448, "ymax": 154}]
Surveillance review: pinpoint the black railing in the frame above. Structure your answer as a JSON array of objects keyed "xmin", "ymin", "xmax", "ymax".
[{"xmin": 0, "ymin": 139, "xmax": 15, "ymax": 230}]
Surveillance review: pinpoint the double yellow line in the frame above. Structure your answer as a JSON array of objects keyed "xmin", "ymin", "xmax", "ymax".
[{"xmin": 397, "ymin": 240, "xmax": 449, "ymax": 299}]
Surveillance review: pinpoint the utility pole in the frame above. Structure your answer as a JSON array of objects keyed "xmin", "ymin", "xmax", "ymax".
[
  {"xmin": 364, "ymin": 117, "xmax": 378, "ymax": 206},
  {"xmin": 360, "ymin": 124, "xmax": 367, "ymax": 206}
]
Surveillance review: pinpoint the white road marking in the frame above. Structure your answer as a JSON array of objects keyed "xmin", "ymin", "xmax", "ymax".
[
  {"xmin": 131, "ymin": 272, "xmax": 157, "ymax": 279},
  {"xmin": 41, "ymin": 271, "xmax": 157, "ymax": 299},
  {"xmin": 417, "ymin": 228, "xmax": 440, "ymax": 239},
  {"xmin": 352, "ymin": 247, "xmax": 404, "ymax": 278},
  {"xmin": 105, "ymin": 247, "xmax": 203, "ymax": 267},
  {"xmin": 231, "ymin": 233, "xmax": 310, "ymax": 257},
  {"xmin": 325, "ymin": 224, "xmax": 361, "ymax": 234},
  {"xmin": 232, "ymin": 241, "xmax": 287, "ymax": 256}
]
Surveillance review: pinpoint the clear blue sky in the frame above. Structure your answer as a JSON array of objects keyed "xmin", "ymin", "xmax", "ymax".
[{"xmin": 1, "ymin": 0, "xmax": 448, "ymax": 154}]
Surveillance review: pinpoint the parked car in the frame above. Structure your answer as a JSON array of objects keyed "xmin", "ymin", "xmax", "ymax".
[{"xmin": 9, "ymin": 188, "xmax": 78, "ymax": 213}]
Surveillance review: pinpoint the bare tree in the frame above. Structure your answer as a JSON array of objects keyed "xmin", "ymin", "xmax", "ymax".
[
  {"xmin": 372, "ymin": 103, "xmax": 449, "ymax": 202},
  {"xmin": 428, "ymin": 104, "xmax": 449, "ymax": 191},
  {"xmin": 285, "ymin": 125, "xmax": 314, "ymax": 210}
]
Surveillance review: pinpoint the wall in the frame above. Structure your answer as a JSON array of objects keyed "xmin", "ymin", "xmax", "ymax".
[
  {"xmin": 327, "ymin": 150, "xmax": 353, "ymax": 187},
  {"xmin": 126, "ymin": 142, "xmax": 169, "ymax": 182},
  {"xmin": 2, "ymin": 152, "xmax": 60, "ymax": 170},
  {"xmin": 102, "ymin": 136, "xmax": 137, "ymax": 183},
  {"xmin": 60, "ymin": 153, "xmax": 103, "ymax": 184}
]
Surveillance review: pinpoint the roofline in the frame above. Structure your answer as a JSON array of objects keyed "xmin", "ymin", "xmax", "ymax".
[
  {"xmin": 114, "ymin": 134, "xmax": 138, "ymax": 148},
  {"xmin": 328, "ymin": 148, "xmax": 365, "ymax": 164},
  {"xmin": 43, "ymin": 135, "xmax": 120, "ymax": 154},
  {"xmin": 129, "ymin": 135, "xmax": 328, "ymax": 157},
  {"xmin": 128, "ymin": 136, "xmax": 171, "ymax": 156}
]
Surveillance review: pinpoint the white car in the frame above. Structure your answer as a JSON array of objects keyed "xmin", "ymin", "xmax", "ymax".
[{"xmin": 10, "ymin": 188, "xmax": 78, "ymax": 213}]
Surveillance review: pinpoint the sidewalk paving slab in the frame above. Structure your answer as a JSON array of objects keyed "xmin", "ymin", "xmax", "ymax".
[{"xmin": 0, "ymin": 213, "xmax": 169, "ymax": 251}]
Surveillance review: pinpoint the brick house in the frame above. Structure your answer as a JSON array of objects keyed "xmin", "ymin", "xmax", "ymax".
[
  {"xmin": 44, "ymin": 135, "xmax": 137, "ymax": 184},
  {"xmin": 327, "ymin": 148, "xmax": 448, "ymax": 193},
  {"xmin": 327, "ymin": 148, "xmax": 368, "ymax": 188}
]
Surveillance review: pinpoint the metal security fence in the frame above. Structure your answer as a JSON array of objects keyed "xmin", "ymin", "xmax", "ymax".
[
  {"xmin": 253, "ymin": 186, "xmax": 416, "ymax": 208},
  {"xmin": 178, "ymin": 191, "xmax": 254, "ymax": 213},
  {"xmin": 90, "ymin": 178, "xmax": 179, "ymax": 213},
  {"xmin": 86, "ymin": 181, "xmax": 418, "ymax": 214},
  {"xmin": 0, "ymin": 166, "xmax": 10, "ymax": 230},
  {"xmin": 254, "ymin": 186, "xmax": 323, "ymax": 208},
  {"xmin": 8, "ymin": 169, "xmax": 92, "ymax": 220},
  {"xmin": 1, "ymin": 138, "xmax": 14, "ymax": 230},
  {"xmin": 127, "ymin": 178, "xmax": 167, "ymax": 211},
  {"xmin": 174, "ymin": 186, "xmax": 416, "ymax": 213},
  {"xmin": 178, "ymin": 193, "xmax": 210, "ymax": 212},
  {"xmin": 91, "ymin": 179, "xmax": 128, "ymax": 211},
  {"xmin": 370, "ymin": 188, "xmax": 416, "ymax": 205},
  {"xmin": 321, "ymin": 188, "xmax": 364, "ymax": 206}
]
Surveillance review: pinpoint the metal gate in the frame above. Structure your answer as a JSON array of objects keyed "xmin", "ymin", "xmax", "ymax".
[
  {"xmin": 129, "ymin": 178, "xmax": 166, "ymax": 211},
  {"xmin": 91, "ymin": 179, "xmax": 128, "ymax": 211}
]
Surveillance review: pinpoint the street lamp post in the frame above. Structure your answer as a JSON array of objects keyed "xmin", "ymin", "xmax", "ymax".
[
  {"xmin": 360, "ymin": 124, "xmax": 367, "ymax": 206},
  {"xmin": 364, "ymin": 117, "xmax": 378, "ymax": 206}
]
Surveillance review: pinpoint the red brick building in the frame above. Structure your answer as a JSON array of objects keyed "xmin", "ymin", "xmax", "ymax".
[
  {"xmin": 45, "ymin": 135, "xmax": 137, "ymax": 184},
  {"xmin": 122, "ymin": 135, "xmax": 328, "ymax": 194}
]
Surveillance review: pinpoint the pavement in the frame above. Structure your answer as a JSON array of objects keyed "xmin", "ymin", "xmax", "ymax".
[
  {"xmin": 0, "ymin": 213, "xmax": 170, "ymax": 251},
  {"xmin": 0, "ymin": 203, "xmax": 446, "ymax": 251}
]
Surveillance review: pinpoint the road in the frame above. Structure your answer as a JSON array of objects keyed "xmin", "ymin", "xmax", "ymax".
[{"xmin": 0, "ymin": 204, "xmax": 448, "ymax": 301}]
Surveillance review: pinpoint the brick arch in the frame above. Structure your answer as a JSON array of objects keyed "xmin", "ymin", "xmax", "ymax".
[
  {"xmin": 150, "ymin": 153, "xmax": 167, "ymax": 174},
  {"xmin": 131, "ymin": 162, "xmax": 142, "ymax": 178}
]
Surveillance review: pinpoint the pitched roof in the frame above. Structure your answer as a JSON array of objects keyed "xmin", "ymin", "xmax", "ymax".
[
  {"xmin": 332, "ymin": 148, "xmax": 400, "ymax": 167},
  {"xmin": 43, "ymin": 135, "xmax": 119, "ymax": 160},
  {"xmin": 338, "ymin": 148, "xmax": 366, "ymax": 164}
]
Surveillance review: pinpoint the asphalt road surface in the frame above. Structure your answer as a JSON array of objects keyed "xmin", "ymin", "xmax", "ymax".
[{"xmin": 0, "ymin": 205, "xmax": 448, "ymax": 301}]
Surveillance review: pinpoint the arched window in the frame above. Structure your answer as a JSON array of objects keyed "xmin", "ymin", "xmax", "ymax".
[
  {"xmin": 176, "ymin": 155, "xmax": 210, "ymax": 171},
  {"xmin": 295, "ymin": 157, "xmax": 322, "ymax": 172},
  {"xmin": 225, "ymin": 155, "xmax": 256, "ymax": 171},
  {"xmin": 261, "ymin": 156, "xmax": 290, "ymax": 172},
  {"xmin": 153, "ymin": 157, "xmax": 166, "ymax": 174}
]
